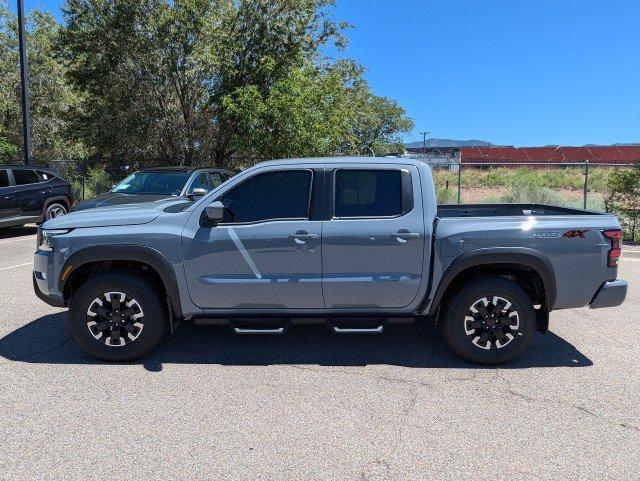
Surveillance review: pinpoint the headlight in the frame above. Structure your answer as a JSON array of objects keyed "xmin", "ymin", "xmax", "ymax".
[{"xmin": 38, "ymin": 229, "xmax": 71, "ymax": 251}]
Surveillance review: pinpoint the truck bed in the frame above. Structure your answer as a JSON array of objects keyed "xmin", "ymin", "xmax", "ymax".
[{"xmin": 437, "ymin": 203, "xmax": 606, "ymax": 218}]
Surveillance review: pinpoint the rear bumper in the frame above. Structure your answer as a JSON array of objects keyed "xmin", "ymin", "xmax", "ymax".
[{"xmin": 589, "ymin": 279, "xmax": 628, "ymax": 309}]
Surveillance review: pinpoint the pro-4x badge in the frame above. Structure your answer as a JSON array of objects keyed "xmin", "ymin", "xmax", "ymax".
[{"xmin": 563, "ymin": 229, "xmax": 590, "ymax": 238}]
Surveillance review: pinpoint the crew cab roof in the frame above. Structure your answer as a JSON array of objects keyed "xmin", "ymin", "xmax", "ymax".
[{"xmin": 256, "ymin": 156, "xmax": 411, "ymax": 168}]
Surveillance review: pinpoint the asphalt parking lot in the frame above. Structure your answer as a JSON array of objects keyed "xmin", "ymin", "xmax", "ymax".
[{"xmin": 0, "ymin": 226, "xmax": 638, "ymax": 481}]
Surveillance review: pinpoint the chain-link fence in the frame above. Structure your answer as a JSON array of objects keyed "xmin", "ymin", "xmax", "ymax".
[
  {"xmin": 418, "ymin": 159, "xmax": 637, "ymax": 242},
  {"xmin": 50, "ymin": 159, "xmax": 136, "ymax": 201}
]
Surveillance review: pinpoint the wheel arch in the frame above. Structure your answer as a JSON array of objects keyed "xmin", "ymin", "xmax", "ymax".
[
  {"xmin": 59, "ymin": 245, "xmax": 183, "ymax": 320},
  {"xmin": 43, "ymin": 196, "xmax": 71, "ymax": 210},
  {"xmin": 426, "ymin": 248, "xmax": 557, "ymax": 317},
  {"xmin": 42, "ymin": 196, "xmax": 71, "ymax": 219}
]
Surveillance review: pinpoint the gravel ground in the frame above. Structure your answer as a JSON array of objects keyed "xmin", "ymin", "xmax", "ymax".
[{"xmin": 0, "ymin": 226, "xmax": 638, "ymax": 481}]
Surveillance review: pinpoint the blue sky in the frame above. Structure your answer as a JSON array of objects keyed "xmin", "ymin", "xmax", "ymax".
[{"xmin": 14, "ymin": 0, "xmax": 640, "ymax": 146}]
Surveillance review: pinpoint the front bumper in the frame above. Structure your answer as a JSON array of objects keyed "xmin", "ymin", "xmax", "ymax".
[
  {"xmin": 589, "ymin": 279, "xmax": 628, "ymax": 309},
  {"xmin": 33, "ymin": 250, "xmax": 65, "ymax": 307}
]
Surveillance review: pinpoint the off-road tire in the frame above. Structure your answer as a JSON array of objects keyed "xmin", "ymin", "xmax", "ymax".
[
  {"xmin": 69, "ymin": 271, "xmax": 167, "ymax": 361},
  {"xmin": 439, "ymin": 275, "xmax": 536, "ymax": 365}
]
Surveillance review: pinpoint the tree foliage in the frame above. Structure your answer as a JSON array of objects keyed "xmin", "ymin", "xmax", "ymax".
[
  {"xmin": 0, "ymin": 0, "xmax": 413, "ymax": 169},
  {"xmin": 606, "ymin": 162, "xmax": 640, "ymax": 242},
  {"xmin": 0, "ymin": 2, "xmax": 82, "ymax": 164},
  {"xmin": 0, "ymin": 125, "xmax": 15, "ymax": 161},
  {"xmin": 607, "ymin": 163, "xmax": 640, "ymax": 210}
]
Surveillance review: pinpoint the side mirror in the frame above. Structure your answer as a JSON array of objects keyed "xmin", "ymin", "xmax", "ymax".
[
  {"xmin": 205, "ymin": 201, "xmax": 225, "ymax": 225},
  {"xmin": 187, "ymin": 187, "xmax": 207, "ymax": 200}
]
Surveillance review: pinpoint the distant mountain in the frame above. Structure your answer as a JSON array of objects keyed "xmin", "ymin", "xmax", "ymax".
[
  {"xmin": 405, "ymin": 138, "xmax": 493, "ymax": 148},
  {"xmin": 583, "ymin": 143, "xmax": 640, "ymax": 147}
]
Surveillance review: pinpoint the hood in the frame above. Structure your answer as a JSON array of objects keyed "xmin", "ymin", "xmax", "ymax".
[
  {"xmin": 73, "ymin": 193, "xmax": 174, "ymax": 211},
  {"xmin": 43, "ymin": 198, "xmax": 187, "ymax": 229}
]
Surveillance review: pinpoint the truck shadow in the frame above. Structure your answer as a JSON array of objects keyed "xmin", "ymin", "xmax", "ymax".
[
  {"xmin": 0, "ymin": 225, "xmax": 38, "ymax": 240},
  {"xmin": 0, "ymin": 312, "xmax": 593, "ymax": 371}
]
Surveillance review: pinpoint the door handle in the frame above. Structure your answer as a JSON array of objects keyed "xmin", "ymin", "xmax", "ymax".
[
  {"xmin": 392, "ymin": 230, "xmax": 420, "ymax": 241},
  {"xmin": 289, "ymin": 231, "xmax": 318, "ymax": 243}
]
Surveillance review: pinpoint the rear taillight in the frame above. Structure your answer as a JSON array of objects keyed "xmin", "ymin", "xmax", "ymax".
[{"xmin": 602, "ymin": 229, "xmax": 623, "ymax": 267}]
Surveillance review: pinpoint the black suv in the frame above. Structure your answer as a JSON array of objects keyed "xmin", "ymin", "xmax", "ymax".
[
  {"xmin": 0, "ymin": 165, "xmax": 74, "ymax": 228},
  {"xmin": 73, "ymin": 166, "xmax": 236, "ymax": 211}
]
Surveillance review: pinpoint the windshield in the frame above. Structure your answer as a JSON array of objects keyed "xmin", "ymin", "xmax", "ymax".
[{"xmin": 111, "ymin": 171, "xmax": 191, "ymax": 195}]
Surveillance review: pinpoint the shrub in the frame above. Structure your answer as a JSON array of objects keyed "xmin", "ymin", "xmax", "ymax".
[
  {"xmin": 606, "ymin": 163, "xmax": 640, "ymax": 242},
  {"xmin": 85, "ymin": 165, "xmax": 112, "ymax": 197}
]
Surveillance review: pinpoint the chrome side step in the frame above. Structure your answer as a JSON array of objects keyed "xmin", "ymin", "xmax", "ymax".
[
  {"xmin": 229, "ymin": 318, "xmax": 289, "ymax": 335},
  {"xmin": 232, "ymin": 326, "xmax": 285, "ymax": 335},
  {"xmin": 329, "ymin": 318, "xmax": 387, "ymax": 334},
  {"xmin": 332, "ymin": 325, "xmax": 384, "ymax": 334}
]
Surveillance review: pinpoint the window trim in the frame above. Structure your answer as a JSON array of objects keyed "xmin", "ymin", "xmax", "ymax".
[
  {"xmin": 215, "ymin": 168, "xmax": 315, "ymax": 226},
  {"xmin": 331, "ymin": 168, "xmax": 413, "ymax": 220},
  {"xmin": 11, "ymin": 168, "xmax": 41, "ymax": 186}
]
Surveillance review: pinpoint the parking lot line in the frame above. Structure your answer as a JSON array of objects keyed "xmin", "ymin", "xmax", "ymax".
[{"xmin": 0, "ymin": 262, "xmax": 33, "ymax": 271}]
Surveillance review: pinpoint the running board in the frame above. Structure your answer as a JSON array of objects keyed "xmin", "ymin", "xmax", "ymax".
[{"xmin": 329, "ymin": 318, "xmax": 387, "ymax": 334}]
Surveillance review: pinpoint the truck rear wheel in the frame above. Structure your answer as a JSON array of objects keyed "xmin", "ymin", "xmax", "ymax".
[
  {"xmin": 69, "ymin": 271, "xmax": 167, "ymax": 361},
  {"xmin": 439, "ymin": 275, "xmax": 535, "ymax": 364}
]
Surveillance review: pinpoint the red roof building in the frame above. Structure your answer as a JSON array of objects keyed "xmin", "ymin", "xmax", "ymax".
[{"xmin": 459, "ymin": 146, "xmax": 640, "ymax": 165}]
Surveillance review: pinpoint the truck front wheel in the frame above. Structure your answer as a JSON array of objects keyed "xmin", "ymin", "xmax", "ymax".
[
  {"xmin": 69, "ymin": 271, "xmax": 167, "ymax": 361},
  {"xmin": 439, "ymin": 275, "xmax": 535, "ymax": 364}
]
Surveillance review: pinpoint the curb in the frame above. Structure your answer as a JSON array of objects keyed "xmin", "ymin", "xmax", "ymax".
[{"xmin": 622, "ymin": 249, "xmax": 640, "ymax": 259}]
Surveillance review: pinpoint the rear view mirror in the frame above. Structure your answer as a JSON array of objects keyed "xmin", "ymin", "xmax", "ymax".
[{"xmin": 205, "ymin": 201, "xmax": 225, "ymax": 225}]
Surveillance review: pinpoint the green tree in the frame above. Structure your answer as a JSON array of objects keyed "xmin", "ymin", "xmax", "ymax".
[
  {"xmin": 606, "ymin": 162, "xmax": 640, "ymax": 242},
  {"xmin": 0, "ymin": 125, "xmax": 16, "ymax": 161},
  {"xmin": 62, "ymin": 0, "xmax": 226, "ymax": 167},
  {"xmin": 0, "ymin": 2, "xmax": 82, "ymax": 164},
  {"xmin": 337, "ymin": 61, "xmax": 414, "ymax": 156},
  {"xmin": 607, "ymin": 163, "xmax": 640, "ymax": 210},
  {"xmin": 62, "ymin": 0, "xmax": 413, "ymax": 168}
]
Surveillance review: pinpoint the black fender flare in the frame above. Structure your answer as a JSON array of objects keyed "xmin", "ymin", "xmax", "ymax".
[
  {"xmin": 59, "ymin": 245, "xmax": 183, "ymax": 319},
  {"xmin": 426, "ymin": 247, "xmax": 557, "ymax": 316}
]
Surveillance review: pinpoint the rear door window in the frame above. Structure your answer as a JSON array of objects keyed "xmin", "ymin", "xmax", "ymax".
[
  {"xmin": 0, "ymin": 169, "xmax": 9, "ymax": 187},
  {"xmin": 334, "ymin": 169, "xmax": 402, "ymax": 217},
  {"xmin": 12, "ymin": 169, "xmax": 40, "ymax": 185}
]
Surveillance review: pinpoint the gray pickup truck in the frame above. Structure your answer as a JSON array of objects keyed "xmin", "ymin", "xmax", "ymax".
[{"xmin": 33, "ymin": 157, "xmax": 628, "ymax": 364}]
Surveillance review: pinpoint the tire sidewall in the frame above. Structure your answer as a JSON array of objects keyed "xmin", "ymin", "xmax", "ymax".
[
  {"xmin": 442, "ymin": 278, "xmax": 535, "ymax": 364},
  {"xmin": 69, "ymin": 273, "xmax": 165, "ymax": 361},
  {"xmin": 46, "ymin": 202, "xmax": 68, "ymax": 220}
]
